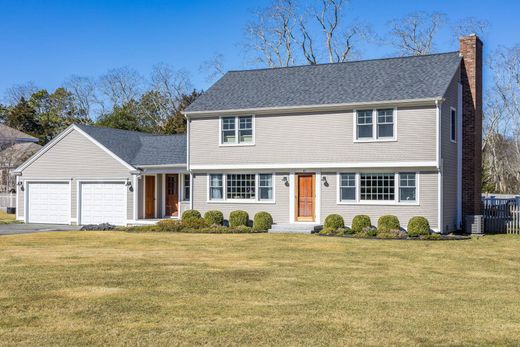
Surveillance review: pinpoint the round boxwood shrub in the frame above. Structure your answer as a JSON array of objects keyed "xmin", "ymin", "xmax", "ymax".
[
  {"xmin": 182, "ymin": 209, "xmax": 201, "ymax": 221},
  {"xmin": 377, "ymin": 215, "xmax": 400, "ymax": 232},
  {"xmin": 204, "ymin": 210, "xmax": 224, "ymax": 225},
  {"xmin": 324, "ymin": 214, "xmax": 345, "ymax": 230},
  {"xmin": 352, "ymin": 215, "xmax": 371, "ymax": 233},
  {"xmin": 229, "ymin": 210, "xmax": 249, "ymax": 227},
  {"xmin": 407, "ymin": 216, "xmax": 430, "ymax": 237},
  {"xmin": 253, "ymin": 211, "xmax": 273, "ymax": 231}
]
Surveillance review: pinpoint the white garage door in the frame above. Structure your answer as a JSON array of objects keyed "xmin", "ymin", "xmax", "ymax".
[
  {"xmin": 80, "ymin": 182, "xmax": 127, "ymax": 226},
  {"xmin": 27, "ymin": 182, "xmax": 70, "ymax": 224}
]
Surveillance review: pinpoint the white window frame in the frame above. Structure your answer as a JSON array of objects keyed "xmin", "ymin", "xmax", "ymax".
[
  {"xmin": 182, "ymin": 173, "xmax": 190, "ymax": 201},
  {"xmin": 207, "ymin": 172, "xmax": 275, "ymax": 204},
  {"xmin": 338, "ymin": 173, "xmax": 357, "ymax": 202},
  {"xmin": 353, "ymin": 108, "xmax": 397, "ymax": 142},
  {"xmin": 219, "ymin": 115, "xmax": 255, "ymax": 146},
  {"xmin": 450, "ymin": 107, "xmax": 457, "ymax": 143},
  {"xmin": 336, "ymin": 172, "xmax": 419, "ymax": 206}
]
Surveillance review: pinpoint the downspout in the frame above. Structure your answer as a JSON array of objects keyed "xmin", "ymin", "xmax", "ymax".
[{"xmin": 436, "ymin": 99, "xmax": 444, "ymax": 233}]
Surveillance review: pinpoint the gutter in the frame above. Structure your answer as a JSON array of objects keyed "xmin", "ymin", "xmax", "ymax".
[{"xmin": 183, "ymin": 97, "xmax": 444, "ymax": 117}]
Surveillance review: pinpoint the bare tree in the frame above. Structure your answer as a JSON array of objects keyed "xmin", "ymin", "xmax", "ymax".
[
  {"xmin": 99, "ymin": 67, "xmax": 144, "ymax": 107},
  {"xmin": 452, "ymin": 17, "xmax": 489, "ymax": 40},
  {"xmin": 63, "ymin": 75, "xmax": 100, "ymax": 119},
  {"xmin": 4, "ymin": 82, "xmax": 39, "ymax": 105},
  {"xmin": 388, "ymin": 12, "xmax": 446, "ymax": 56},
  {"xmin": 200, "ymin": 54, "xmax": 227, "ymax": 83}
]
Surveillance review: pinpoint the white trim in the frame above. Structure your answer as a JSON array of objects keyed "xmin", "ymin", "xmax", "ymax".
[
  {"xmin": 138, "ymin": 164, "xmax": 187, "ymax": 168},
  {"xmin": 219, "ymin": 115, "xmax": 255, "ymax": 147},
  {"xmin": 450, "ymin": 106, "xmax": 457, "ymax": 143},
  {"xmin": 162, "ymin": 174, "xmax": 166, "ymax": 217},
  {"xmin": 336, "ymin": 171, "xmax": 420, "ymax": 206},
  {"xmin": 206, "ymin": 172, "xmax": 276, "ymax": 204},
  {"xmin": 15, "ymin": 175, "xmax": 20, "ymax": 220},
  {"xmin": 289, "ymin": 172, "xmax": 295, "ymax": 223},
  {"xmin": 184, "ymin": 97, "xmax": 443, "ymax": 116},
  {"xmin": 315, "ymin": 171, "xmax": 321, "ymax": 224},
  {"xmin": 353, "ymin": 108, "xmax": 397, "ymax": 143},
  {"xmin": 189, "ymin": 173, "xmax": 193, "ymax": 210},
  {"xmin": 15, "ymin": 125, "xmax": 135, "ymax": 173},
  {"xmin": 186, "ymin": 114, "xmax": 190, "ymax": 170},
  {"xmin": 75, "ymin": 179, "xmax": 128, "ymax": 225},
  {"xmin": 435, "ymin": 100, "xmax": 442, "ymax": 169},
  {"xmin": 438, "ymin": 168, "xmax": 443, "ymax": 233},
  {"xmin": 24, "ymin": 179, "xmax": 72, "ymax": 225},
  {"xmin": 133, "ymin": 175, "xmax": 138, "ymax": 221},
  {"xmin": 191, "ymin": 161, "xmax": 437, "ymax": 171},
  {"xmin": 457, "ymin": 82, "xmax": 463, "ymax": 229}
]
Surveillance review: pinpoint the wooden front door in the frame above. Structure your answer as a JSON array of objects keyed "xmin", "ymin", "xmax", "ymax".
[
  {"xmin": 296, "ymin": 174, "xmax": 315, "ymax": 221},
  {"xmin": 165, "ymin": 174, "xmax": 179, "ymax": 217},
  {"xmin": 145, "ymin": 176, "xmax": 155, "ymax": 219}
]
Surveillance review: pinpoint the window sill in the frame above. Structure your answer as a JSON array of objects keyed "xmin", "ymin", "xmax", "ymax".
[
  {"xmin": 450, "ymin": 139, "xmax": 457, "ymax": 144},
  {"xmin": 337, "ymin": 201, "xmax": 419, "ymax": 206},
  {"xmin": 219, "ymin": 143, "xmax": 255, "ymax": 147},
  {"xmin": 353, "ymin": 138, "xmax": 397, "ymax": 143},
  {"xmin": 207, "ymin": 200, "xmax": 276, "ymax": 204}
]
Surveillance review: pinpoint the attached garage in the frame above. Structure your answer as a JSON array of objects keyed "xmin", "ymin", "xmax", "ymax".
[
  {"xmin": 26, "ymin": 181, "xmax": 70, "ymax": 224},
  {"xmin": 78, "ymin": 181, "xmax": 127, "ymax": 226}
]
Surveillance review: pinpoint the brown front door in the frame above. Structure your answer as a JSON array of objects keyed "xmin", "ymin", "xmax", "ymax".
[
  {"xmin": 296, "ymin": 174, "xmax": 315, "ymax": 221},
  {"xmin": 165, "ymin": 174, "xmax": 179, "ymax": 217},
  {"xmin": 145, "ymin": 176, "xmax": 155, "ymax": 219}
]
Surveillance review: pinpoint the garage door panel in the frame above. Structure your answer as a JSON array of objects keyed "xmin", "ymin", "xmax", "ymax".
[
  {"xmin": 27, "ymin": 182, "xmax": 70, "ymax": 224},
  {"xmin": 80, "ymin": 182, "xmax": 126, "ymax": 226}
]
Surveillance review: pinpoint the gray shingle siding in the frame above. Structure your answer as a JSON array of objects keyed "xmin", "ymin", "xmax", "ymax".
[{"xmin": 185, "ymin": 52, "xmax": 461, "ymax": 113}]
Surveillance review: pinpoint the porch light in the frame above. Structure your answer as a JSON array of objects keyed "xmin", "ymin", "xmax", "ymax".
[
  {"xmin": 282, "ymin": 176, "xmax": 289, "ymax": 187},
  {"xmin": 322, "ymin": 176, "xmax": 329, "ymax": 187}
]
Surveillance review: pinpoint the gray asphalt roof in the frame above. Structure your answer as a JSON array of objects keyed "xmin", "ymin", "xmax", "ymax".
[
  {"xmin": 76, "ymin": 124, "xmax": 186, "ymax": 167},
  {"xmin": 185, "ymin": 52, "xmax": 462, "ymax": 113}
]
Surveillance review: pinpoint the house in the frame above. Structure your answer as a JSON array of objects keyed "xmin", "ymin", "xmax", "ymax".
[{"xmin": 14, "ymin": 34, "xmax": 483, "ymax": 233}]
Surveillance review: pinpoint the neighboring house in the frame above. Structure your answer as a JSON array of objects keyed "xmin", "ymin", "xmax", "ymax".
[
  {"xmin": 14, "ymin": 35, "xmax": 483, "ymax": 232},
  {"xmin": 0, "ymin": 125, "xmax": 40, "ymax": 211}
]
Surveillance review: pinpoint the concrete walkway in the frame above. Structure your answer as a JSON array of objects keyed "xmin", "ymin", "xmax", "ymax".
[{"xmin": 0, "ymin": 223, "xmax": 81, "ymax": 235}]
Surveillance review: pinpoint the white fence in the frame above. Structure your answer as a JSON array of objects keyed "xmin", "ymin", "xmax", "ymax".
[
  {"xmin": 507, "ymin": 205, "xmax": 520, "ymax": 234},
  {"xmin": 0, "ymin": 193, "xmax": 16, "ymax": 211}
]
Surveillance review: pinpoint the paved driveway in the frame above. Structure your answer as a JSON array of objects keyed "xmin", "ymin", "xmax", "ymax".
[{"xmin": 0, "ymin": 223, "xmax": 81, "ymax": 235}]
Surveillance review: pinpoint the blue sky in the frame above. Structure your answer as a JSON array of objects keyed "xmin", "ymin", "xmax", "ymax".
[{"xmin": 0, "ymin": 0, "xmax": 518, "ymax": 98}]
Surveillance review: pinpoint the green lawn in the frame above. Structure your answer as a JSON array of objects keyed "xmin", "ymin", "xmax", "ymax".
[{"xmin": 0, "ymin": 232, "xmax": 519, "ymax": 346}]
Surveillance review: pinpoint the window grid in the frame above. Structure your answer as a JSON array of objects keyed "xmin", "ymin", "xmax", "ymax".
[
  {"xmin": 399, "ymin": 172, "xmax": 416, "ymax": 202},
  {"xmin": 183, "ymin": 174, "xmax": 190, "ymax": 201},
  {"xmin": 360, "ymin": 173, "xmax": 395, "ymax": 201},
  {"xmin": 357, "ymin": 110, "xmax": 373, "ymax": 139},
  {"xmin": 377, "ymin": 109, "xmax": 394, "ymax": 138},
  {"xmin": 209, "ymin": 174, "xmax": 223, "ymax": 200},
  {"xmin": 221, "ymin": 117, "xmax": 236, "ymax": 144},
  {"xmin": 238, "ymin": 116, "xmax": 253, "ymax": 143},
  {"xmin": 226, "ymin": 174, "xmax": 256, "ymax": 200},
  {"xmin": 339, "ymin": 173, "xmax": 356, "ymax": 201},
  {"xmin": 221, "ymin": 116, "xmax": 253, "ymax": 144},
  {"xmin": 259, "ymin": 174, "xmax": 273, "ymax": 201}
]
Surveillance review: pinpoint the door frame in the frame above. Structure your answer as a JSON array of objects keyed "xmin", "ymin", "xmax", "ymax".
[
  {"xmin": 143, "ymin": 175, "xmax": 157, "ymax": 219},
  {"xmin": 289, "ymin": 171, "xmax": 321, "ymax": 224},
  {"xmin": 76, "ymin": 179, "xmax": 128, "ymax": 225},
  {"xmin": 24, "ymin": 179, "xmax": 72, "ymax": 224},
  {"xmin": 295, "ymin": 173, "xmax": 316, "ymax": 222},
  {"xmin": 163, "ymin": 173, "xmax": 180, "ymax": 217}
]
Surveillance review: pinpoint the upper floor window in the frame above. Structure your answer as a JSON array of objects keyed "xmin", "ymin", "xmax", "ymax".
[
  {"xmin": 450, "ymin": 108, "xmax": 457, "ymax": 142},
  {"xmin": 355, "ymin": 109, "xmax": 395, "ymax": 141},
  {"xmin": 220, "ymin": 115, "xmax": 254, "ymax": 145}
]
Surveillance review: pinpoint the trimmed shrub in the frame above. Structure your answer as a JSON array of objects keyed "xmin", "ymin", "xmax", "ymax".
[
  {"xmin": 377, "ymin": 215, "xmax": 400, "ymax": 232},
  {"xmin": 182, "ymin": 209, "xmax": 202, "ymax": 220},
  {"xmin": 352, "ymin": 215, "xmax": 371, "ymax": 233},
  {"xmin": 182, "ymin": 218, "xmax": 209, "ymax": 230},
  {"xmin": 324, "ymin": 214, "xmax": 345, "ymax": 230},
  {"xmin": 319, "ymin": 227, "xmax": 337, "ymax": 235},
  {"xmin": 229, "ymin": 210, "xmax": 249, "ymax": 227},
  {"xmin": 253, "ymin": 211, "xmax": 273, "ymax": 231},
  {"xmin": 407, "ymin": 216, "xmax": 430, "ymax": 237},
  {"xmin": 204, "ymin": 210, "xmax": 224, "ymax": 226}
]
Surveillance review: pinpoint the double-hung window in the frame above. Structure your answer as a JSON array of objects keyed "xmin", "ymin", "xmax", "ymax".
[
  {"xmin": 183, "ymin": 174, "xmax": 190, "ymax": 201},
  {"xmin": 208, "ymin": 173, "xmax": 274, "ymax": 202},
  {"xmin": 221, "ymin": 115, "xmax": 254, "ymax": 145},
  {"xmin": 339, "ymin": 173, "xmax": 356, "ymax": 201},
  {"xmin": 355, "ymin": 109, "xmax": 395, "ymax": 141},
  {"xmin": 399, "ymin": 172, "xmax": 416, "ymax": 202}
]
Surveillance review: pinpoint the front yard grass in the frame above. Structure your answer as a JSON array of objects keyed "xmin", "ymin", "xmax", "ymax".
[
  {"xmin": 0, "ymin": 232, "xmax": 519, "ymax": 346},
  {"xmin": 0, "ymin": 210, "xmax": 17, "ymax": 224}
]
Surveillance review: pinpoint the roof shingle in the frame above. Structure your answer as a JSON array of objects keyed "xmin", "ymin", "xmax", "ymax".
[{"xmin": 185, "ymin": 52, "xmax": 462, "ymax": 113}]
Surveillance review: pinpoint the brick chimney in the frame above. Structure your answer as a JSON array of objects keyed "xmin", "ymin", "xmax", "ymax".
[{"xmin": 460, "ymin": 34, "xmax": 483, "ymax": 232}]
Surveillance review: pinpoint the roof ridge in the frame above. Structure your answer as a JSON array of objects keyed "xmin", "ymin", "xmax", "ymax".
[
  {"xmin": 227, "ymin": 51, "xmax": 461, "ymax": 73},
  {"xmin": 75, "ymin": 123, "xmax": 185, "ymax": 138}
]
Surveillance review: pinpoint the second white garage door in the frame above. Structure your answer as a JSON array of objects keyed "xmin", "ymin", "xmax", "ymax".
[{"xmin": 79, "ymin": 182, "xmax": 127, "ymax": 226}]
